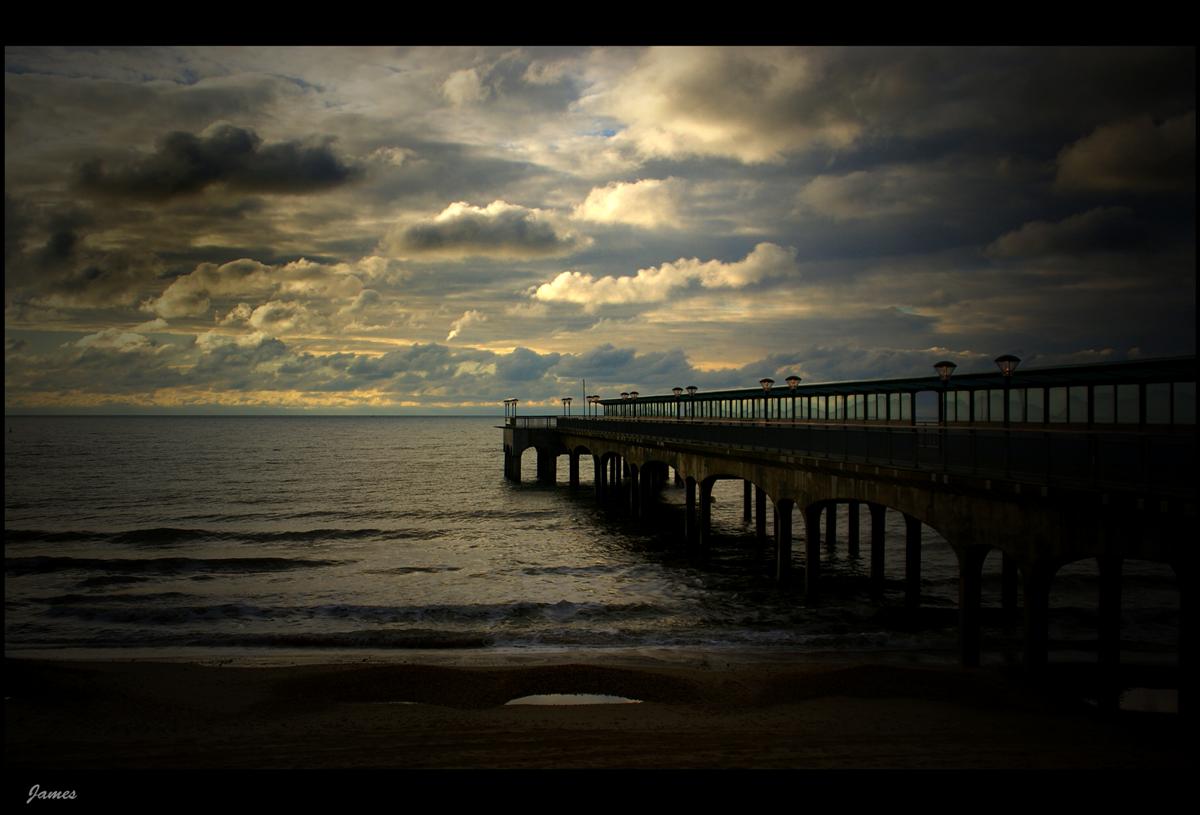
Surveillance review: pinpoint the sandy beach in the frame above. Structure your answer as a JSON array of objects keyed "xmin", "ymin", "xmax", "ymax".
[{"xmin": 4, "ymin": 651, "xmax": 1187, "ymax": 774}]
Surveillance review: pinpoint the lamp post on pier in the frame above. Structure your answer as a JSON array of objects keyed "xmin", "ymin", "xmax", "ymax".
[
  {"xmin": 995, "ymin": 355, "xmax": 1021, "ymax": 427},
  {"xmin": 673, "ymin": 387, "xmax": 684, "ymax": 420},
  {"xmin": 786, "ymin": 375, "xmax": 801, "ymax": 421},
  {"xmin": 686, "ymin": 385, "xmax": 698, "ymax": 419},
  {"xmin": 934, "ymin": 360, "xmax": 957, "ymax": 426},
  {"xmin": 759, "ymin": 378, "xmax": 775, "ymax": 422}
]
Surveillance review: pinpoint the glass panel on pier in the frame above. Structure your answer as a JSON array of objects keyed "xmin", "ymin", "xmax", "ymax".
[{"xmin": 1094, "ymin": 385, "xmax": 1114, "ymax": 423}]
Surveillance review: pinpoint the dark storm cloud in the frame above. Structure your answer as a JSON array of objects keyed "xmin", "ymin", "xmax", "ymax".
[
  {"xmin": 77, "ymin": 124, "xmax": 360, "ymax": 200},
  {"xmin": 1055, "ymin": 113, "xmax": 1196, "ymax": 195},
  {"xmin": 386, "ymin": 201, "xmax": 582, "ymax": 259},
  {"xmin": 497, "ymin": 346, "xmax": 561, "ymax": 381},
  {"xmin": 987, "ymin": 207, "xmax": 1150, "ymax": 259}
]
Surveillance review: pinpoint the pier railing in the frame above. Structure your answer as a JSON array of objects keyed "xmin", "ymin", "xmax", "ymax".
[
  {"xmin": 557, "ymin": 417, "xmax": 1195, "ymax": 496},
  {"xmin": 505, "ymin": 415, "xmax": 558, "ymax": 429}
]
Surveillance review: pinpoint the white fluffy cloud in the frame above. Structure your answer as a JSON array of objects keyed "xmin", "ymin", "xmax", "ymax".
[
  {"xmin": 446, "ymin": 309, "xmax": 487, "ymax": 341},
  {"xmin": 572, "ymin": 178, "xmax": 684, "ymax": 228},
  {"xmin": 533, "ymin": 242, "xmax": 798, "ymax": 307},
  {"xmin": 442, "ymin": 68, "xmax": 488, "ymax": 106}
]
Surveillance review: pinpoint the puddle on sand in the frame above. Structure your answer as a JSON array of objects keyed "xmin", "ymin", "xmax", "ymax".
[
  {"xmin": 505, "ymin": 694, "xmax": 642, "ymax": 706},
  {"xmin": 1121, "ymin": 688, "xmax": 1178, "ymax": 714}
]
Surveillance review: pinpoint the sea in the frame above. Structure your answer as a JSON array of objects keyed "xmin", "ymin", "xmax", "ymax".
[{"xmin": 3, "ymin": 415, "xmax": 1182, "ymax": 673}]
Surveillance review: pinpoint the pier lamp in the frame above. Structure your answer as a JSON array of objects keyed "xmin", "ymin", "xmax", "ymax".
[
  {"xmin": 620, "ymin": 392, "xmax": 629, "ymax": 418},
  {"xmin": 934, "ymin": 361, "xmax": 957, "ymax": 425},
  {"xmin": 686, "ymin": 385, "xmax": 698, "ymax": 419},
  {"xmin": 673, "ymin": 387, "xmax": 684, "ymax": 420},
  {"xmin": 994, "ymin": 355, "xmax": 1020, "ymax": 427},
  {"xmin": 629, "ymin": 391, "xmax": 639, "ymax": 419},
  {"xmin": 786, "ymin": 376, "xmax": 801, "ymax": 421},
  {"xmin": 562, "ymin": 397, "xmax": 572, "ymax": 416},
  {"xmin": 760, "ymin": 378, "xmax": 775, "ymax": 422}
]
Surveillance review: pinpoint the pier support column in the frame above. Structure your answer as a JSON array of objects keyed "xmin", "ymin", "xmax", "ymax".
[
  {"xmin": 684, "ymin": 478, "xmax": 697, "ymax": 550},
  {"xmin": 847, "ymin": 501, "xmax": 860, "ymax": 558},
  {"xmin": 776, "ymin": 501, "xmax": 792, "ymax": 583},
  {"xmin": 594, "ymin": 455, "xmax": 606, "ymax": 502},
  {"xmin": 958, "ymin": 545, "xmax": 989, "ymax": 668},
  {"xmin": 698, "ymin": 480, "xmax": 713, "ymax": 557},
  {"xmin": 569, "ymin": 452, "xmax": 579, "ymax": 489},
  {"xmin": 1022, "ymin": 563, "xmax": 1055, "ymax": 673},
  {"xmin": 869, "ymin": 503, "xmax": 886, "ymax": 601},
  {"xmin": 510, "ymin": 448, "xmax": 522, "ymax": 483},
  {"xmin": 536, "ymin": 448, "xmax": 556, "ymax": 484},
  {"xmin": 825, "ymin": 502, "xmax": 837, "ymax": 553},
  {"xmin": 1001, "ymin": 552, "xmax": 1018, "ymax": 622},
  {"xmin": 804, "ymin": 504, "xmax": 822, "ymax": 601},
  {"xmin": 904, "ymin": 513, "xmax": 922, "ymax": 609},
  {"xmin": 743, "ymin": 480, "xmax": 752, "ymax": 523},
  {"xmin": 629, "ymin": 465, "xmax": 640, "ymax": 518},
  {"xmin": 755, "ymin": 486, "xmax": 767, "ymax": 543},
  {"xmin": 1098, "ymin": 555, "xmax": 1123, "ymax": 711}
]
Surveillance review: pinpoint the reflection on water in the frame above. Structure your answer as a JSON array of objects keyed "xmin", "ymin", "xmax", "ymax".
[{"xmin": 505, "ymin": 693, "xmax": 642, "ymax": 706}]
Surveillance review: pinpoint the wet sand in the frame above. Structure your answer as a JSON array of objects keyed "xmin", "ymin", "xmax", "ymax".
[{"xmin": 4, "ymin": 652, "xmax": 1188, "ymax": 772}]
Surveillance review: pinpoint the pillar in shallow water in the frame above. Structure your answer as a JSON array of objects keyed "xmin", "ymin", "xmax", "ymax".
[
  {"xmin": 958, "ymin": 545, "xmax": 988, "ymax": 668},
  {"xmin": 804, "ymin": 503, "xmax": 822, "ymax": 600},
  {"xmin": 847, "ymin": 500, "xmax": 860, "ymax": 558},
  {"xmin": 904, "ymin": 513, "xmax": 922, "ymax": 609},
  {"xmin": 869, "ymin": 503, "xmax": 886, "ymax": 600}
]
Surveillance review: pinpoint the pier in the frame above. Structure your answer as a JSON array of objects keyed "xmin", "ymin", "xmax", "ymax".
[{"xmin": 501, "ymin": 356, "xmax": 1195, "ymax": 689}]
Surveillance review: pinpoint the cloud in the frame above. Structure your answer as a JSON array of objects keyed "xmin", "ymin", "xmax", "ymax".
[
  {"xmin": 797, "ymin": 168, "xmax": 934, "ymax": 221},
  {"xmin": 143, "ymin": 258, "xmax": 274, "ymax": 318},
  {"xmin": 77, "ymin": 123, "xmax": 359, "ymax": 200},
  {"xmin": 572, "ymin": 178, "xmax": 684, "ymax": 228},
  {"xmin": 446, "ymin": 309, "xmax": 486, "ymax": 341},
  {"xmin": 533, "ymin": 243, "xmax": 799, "ymax": 307},
  {"xmin": 442, "ymin": 68, "xmax": 488, "ymax": 106},
  {"xmin": 986, "ymin": 207, "xmax": 1148, "ymax": 258},
  {"xmin": 383, "ymin": 200, "xmax": 585, "ymax": 259},
  {"xmin": 141, "ymin": 257, "xmax": 365, "ymax": 320},
  {"xmin": 1056, "ymin": 113, "xmax": 1195, "ymax": 194},
  {"xmin": 589, "ymin": 47, "xmax": 861, "ymax": 163},
  {"xmin": 72, "ymin": 328, "xmax": 158, "ymax": 353},
  {"xmin": 245, "ymin": 300, "xmax": 317, "ymax": 333}
]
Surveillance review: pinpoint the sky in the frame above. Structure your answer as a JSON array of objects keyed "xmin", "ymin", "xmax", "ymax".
[{"xmin": 4, "ymin": 45, "xmax": 1195, "ymax": 413}]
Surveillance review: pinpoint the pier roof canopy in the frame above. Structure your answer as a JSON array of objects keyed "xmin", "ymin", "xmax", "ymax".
[{"xmin": 598, "ymin": 356, "xmax": 1196, "ymax": 405}]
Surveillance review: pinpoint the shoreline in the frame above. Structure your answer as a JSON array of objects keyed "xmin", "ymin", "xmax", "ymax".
[{"xmin": 5, "ymin": 649, "xmax": 1187, "ymax": 771}]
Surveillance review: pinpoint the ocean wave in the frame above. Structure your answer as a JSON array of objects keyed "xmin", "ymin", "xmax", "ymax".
[
  {"xmin": 363, "ymin": 565, "xmax": 463, "ymax": 575},
  {"xmin": 36, "ymin": 598, "xmax": 671, "ymax": 626},
  {"xmin": 4, "ymin": 526, "xmax": 443, "ymax": 547},
  {"xmin": 5, "ymin": 555, "xmax": 347, "ymax": 577},
  {"xmin": 519, "ymin": 564, "xmax": 618, "ymax": 576}
]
